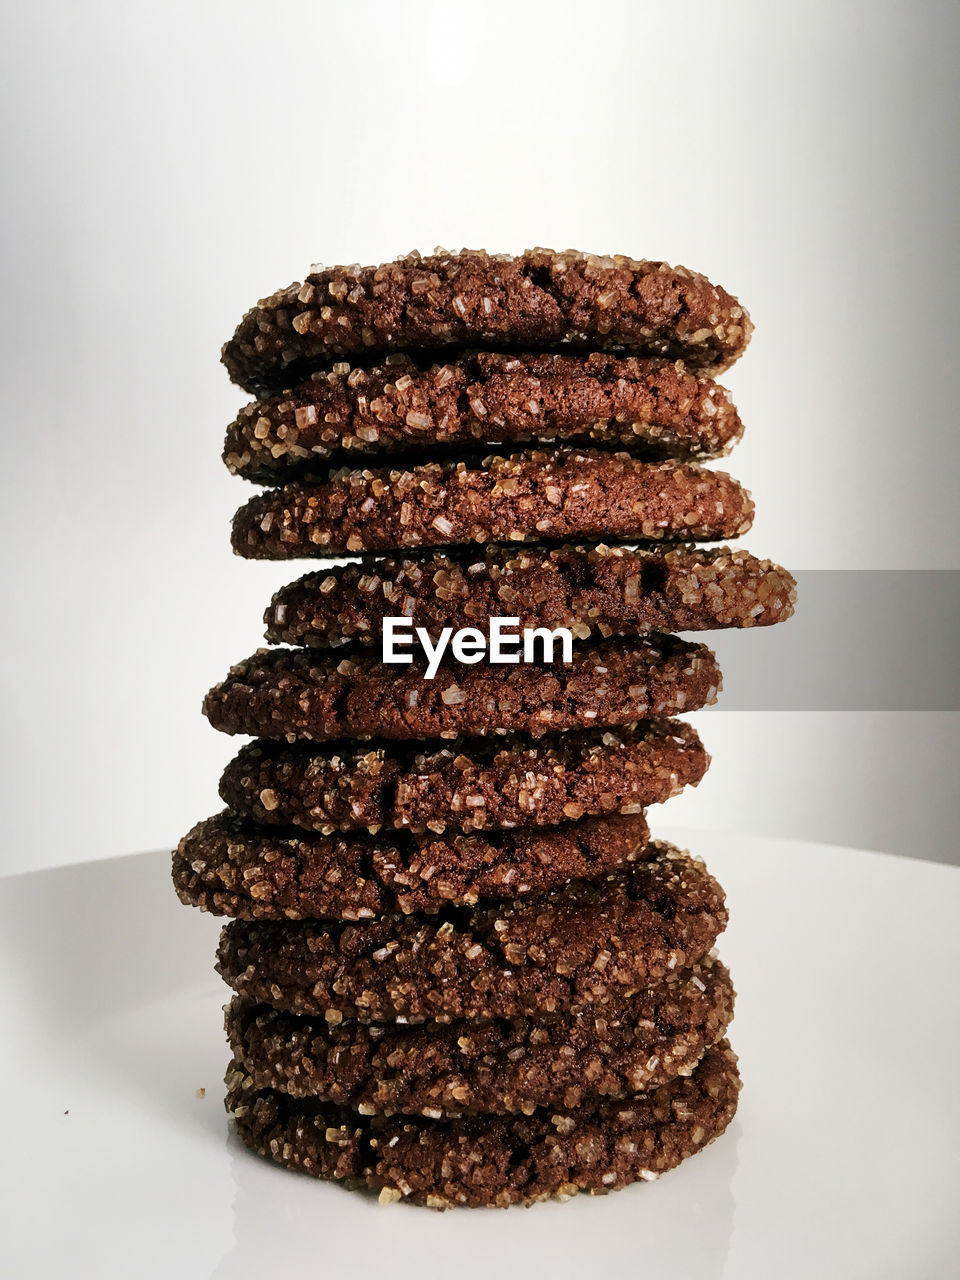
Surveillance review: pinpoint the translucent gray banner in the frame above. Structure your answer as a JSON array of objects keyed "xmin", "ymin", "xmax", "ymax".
[{"xmin": 707, "ymin": 571, "xmax": 960, "ymax": 710}]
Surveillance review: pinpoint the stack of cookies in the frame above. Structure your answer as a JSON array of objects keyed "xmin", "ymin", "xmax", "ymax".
[{"xmin": 173, "ymin": 249, "xmax": 795, "ymax": 1208}]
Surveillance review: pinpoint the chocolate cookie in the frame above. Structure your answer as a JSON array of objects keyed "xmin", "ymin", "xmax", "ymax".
[
  {"xmin": 225, "ymin": 1039, "xmax": 741, "ymax": 1207},
  {"xmin": 221, "ymin": 249, "xmax": 752, "ymax": 396},
  {"xmin": 216, "ymin": 841, "xmax": 727, "ymax": 1023},
  {"xmin": 202, "ymin": 636, "xmax": 721, "ymax": 742},
  {"xmin": 224, "ymin": 953, "xmax": 734, "ymax": 1115},
  {"xmin": 223, "ymin": 352, "xmax": 743, "ymax": 482},
  {"xmin": 231, "ymin": 450, "xmax": 753, "ymax": 558},
  {"xmin": 173, "ymin": 810, "xmax": 650, "ymax": 921},
  {"xmin": 266, "ymin": 544, "xmax": 795, "ymax": 648},
  {"xmin": 217, "ymin": 720, "xmax": 708, "ymax": 834}
]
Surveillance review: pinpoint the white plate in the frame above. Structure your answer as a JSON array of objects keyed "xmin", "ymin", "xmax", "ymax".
[{"xmin": 1, "ymin": 830, "xmax": 958, "ymax": 1279}]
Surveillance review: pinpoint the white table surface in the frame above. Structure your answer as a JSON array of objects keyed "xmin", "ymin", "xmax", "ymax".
[{"xmin": 1, "ymin": 829, "xmax": 958, "ymax": 1280}]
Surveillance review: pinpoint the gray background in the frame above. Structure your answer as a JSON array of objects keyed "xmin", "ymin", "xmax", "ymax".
[{"xmin": 1, "ymin": 0, "xmax": 958, "ymax": 872}]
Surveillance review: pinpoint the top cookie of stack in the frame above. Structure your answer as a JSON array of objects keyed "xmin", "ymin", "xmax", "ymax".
[{"xmin": 223, "ymin": 247, "xmax": 751, "ymax": 396}]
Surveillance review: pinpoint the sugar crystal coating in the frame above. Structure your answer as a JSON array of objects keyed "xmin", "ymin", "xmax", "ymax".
[
  {"xmin": 223, "ymin": 351, "xmax": 744, "ymax": 480},
  {"xmin": 266, "ymin": 543, "xmax": 794, "ymax": 648},
  {"xmin": 231, "ymin": 448, "xmax": 754, "ymax": 558},
  {"xmin": 224, "ymin": 1038, "xmax": 741, "ymax": 1206},
  {"xmin": 224, "ymin": 952, "xmax": 734, "ymax": 1115},
  {"xmin": 222, "ymin": 248, "xmax": 752, "ymax": 395},
  {"xmin": 202, "ymin": 635, "xmax": 722, "ymax": 742},
  {"xmin": 215, "ymin": 719, "xmax": 708, "ymax": 834},
  {"xmin": 173, "ymin": 809, "xmax": 649, "ymax": 920},
  {"xmin": 216, "ymin": 841, "xmax": 727, "ymax": 1024}
]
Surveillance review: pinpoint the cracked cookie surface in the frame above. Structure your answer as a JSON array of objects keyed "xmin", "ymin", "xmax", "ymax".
[
  {"xmin": 222, "ymin": 248, "xmax": 752, "ymax": 395},
  {"xmin": 223, "ymin": 953, "xmax": 734, "ymax": 1115},
  {"xmin": 202, "ymin": 636, "xmax": 721, "ymax": 743},
  {"xmin": 215, "ymin": 719, "xmax": 707, "ymax": 834},
  {"xmin": 173, "ymin": 810, "xmax": 650, "ymax": 920},
  {"xmin": 216, "ymin": 841, "xmax": 727, "ymax": 1023},
  {"xmin": 224, "ymin": 1039, "xmax": 741, "ymax": 1207},
  {"xmin": 266, "ymin": 544, "xmax": 794, "ymax": 647},
  {"xmin": 231, "ymin": 449, "xmax": 753, "ymax": 558},
  {"xmin": 223, "ymin": 351, "xmax": 743, "ymax": 480}
]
